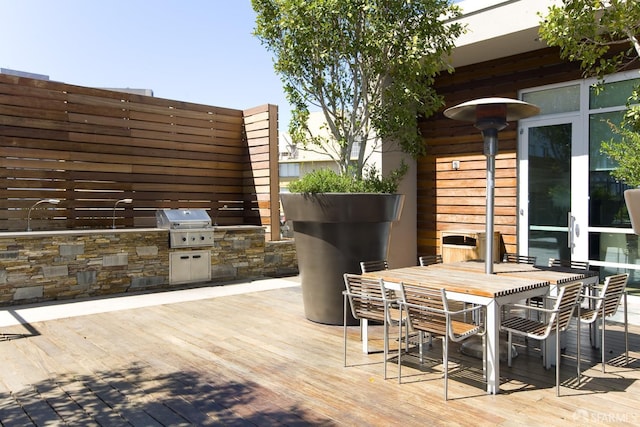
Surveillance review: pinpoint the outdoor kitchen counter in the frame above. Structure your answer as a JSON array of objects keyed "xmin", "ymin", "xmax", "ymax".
[
  {"xmin": 0, "ymin": 225, "xmax": 285, "ymax": 306},
  {"xmin": 0, "ymin": 228, "xmax": 162, "ymax": 237}
]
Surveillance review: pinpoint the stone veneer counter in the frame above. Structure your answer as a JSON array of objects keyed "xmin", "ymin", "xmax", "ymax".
[{"xmin": 0, "ymin": 226, "xmax": 297, "ymax": 305}]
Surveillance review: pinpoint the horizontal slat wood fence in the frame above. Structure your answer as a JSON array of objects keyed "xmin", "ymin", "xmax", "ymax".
[
  {"xmin": 417, "ymin": 47, "xmax": 584, "ymax": 257},
  {"xmin": 0, "ymin": 74, "xmax": 279, "ymax": 238}
]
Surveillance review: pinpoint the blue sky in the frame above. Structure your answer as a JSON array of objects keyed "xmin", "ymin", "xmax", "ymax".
[{"xmin": 1, "ymin": 1, "xmax": 293, "ymax": 129}]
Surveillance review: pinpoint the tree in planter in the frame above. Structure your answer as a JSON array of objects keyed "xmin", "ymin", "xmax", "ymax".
[
  {"xmin": 539, "ymin": 0, "xmax": 640, "ymax": 185},
  {"xmin": 252, "ymin": 0, "xmax": 465, "ymax": 324},
  {"xmin": 252, "ymin": 0, "xmax": 464, "ymax": 184}
]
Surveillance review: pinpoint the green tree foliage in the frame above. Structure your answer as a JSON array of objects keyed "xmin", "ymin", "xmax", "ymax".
[
  {"xmin": 252, "ymin": 0, "xmax": 464, "ymax": 180},
  {"xmin": 539, "ymin": 0, "xmax": 640, "ymax": 80},
  {"xmin": 539, "ymin": 0, "xmax": 640, "ymax": 186},
  {"xmin": 601, "ymin": 88, "xmax": 640, "ymax": 187}
]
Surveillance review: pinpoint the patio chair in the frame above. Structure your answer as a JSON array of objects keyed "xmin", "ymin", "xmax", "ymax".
[
  {"xmin": 503, "ymin": 253, "xmax": 538, "ymax": 317},
  {"xmin": 418, "ymin": 254, "xmax": 443, "ymax": 266},
  {"xmin": 500, "ymin": 281, "xmax": 583, "ymax": 396},
  {"xmin": 544, "ymin": 258, "xmax": 589, "ymax": 320},
  {"xmin": 548, "ymin": 258, "xmax": 589, "ymax": 270},
  {"xmin": 397, "ymin": 283, "xmax": 486, "ymax": 400},
  {"xmin": 504, "ymin": 253, "xmax": 536, "ymax": 264},
  {"xmin": 576, "ymin": 273, "xmax": 629, "ymax": 380},
  {"xmin": 343, "ymin": 273, "xmax": 405, "ymax": 379},
  {"xmin": 359, "ymin": 259, "xmax": 422, "ymax": 350},
  {"xmin": 360, "ymin": 259, "xmax": 389, "ymax": 273}
]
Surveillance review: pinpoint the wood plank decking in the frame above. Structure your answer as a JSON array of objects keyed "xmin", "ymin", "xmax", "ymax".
[{"xmin": 1, "ymin": 279, "xmax": 639, "ymax": 426}]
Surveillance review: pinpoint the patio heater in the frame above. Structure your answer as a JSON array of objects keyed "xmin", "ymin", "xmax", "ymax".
[{"xmin": 444, "ymin": 98, "xmax": 539, "ymax": 274}]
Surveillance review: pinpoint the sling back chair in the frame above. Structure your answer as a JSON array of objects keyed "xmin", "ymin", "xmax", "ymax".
[
  {"xmin": 343, "ymin": 273, "xmax": 405, "ymax": 379},
  {"xmin": 500, "ymin": 281, "xmax": 583, "ymax": 396},
  {"xmin": 418, "ymin": 254, "xmax": 443, "ymax": 267},
  {"xmin": 504, "ymin": 253, "xmax": 536, "ymax": 264},
  {"xmin": 576, "ymin": 273, "xmax": 629, "ymax": 380},
  {"xmin": 360, "ymin": 259, "xmax": 389, "ymax": 273},
  {"xmin": 398, "ymin": 283, "xmax": 486, "ymax": 400}
]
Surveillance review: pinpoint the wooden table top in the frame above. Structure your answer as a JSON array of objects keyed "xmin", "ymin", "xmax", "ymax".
[
  {"xmin": 427, "ymin": 260, "xmax": 598, "ymax": 284},
  {"xmin": 363, "ymin": 265, "xmax": 549, "ymax": 298}
]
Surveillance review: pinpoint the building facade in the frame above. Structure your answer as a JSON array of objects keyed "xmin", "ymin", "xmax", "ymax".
[{"xmin": 418, "ymin": 0, "xmax": 640, "ymax": 285}]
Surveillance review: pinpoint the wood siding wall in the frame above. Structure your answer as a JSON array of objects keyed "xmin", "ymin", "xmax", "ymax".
[
  {"xmin": 0, "ymin": 74, "xmax": 278, "ymax": 237},
  {"xmin": 244, "ymin": 104, "xmax": 279, "ymax": 241},
  {"xmin": 417, "ymin": 47, "xmax": 584, "ymax": 257}
]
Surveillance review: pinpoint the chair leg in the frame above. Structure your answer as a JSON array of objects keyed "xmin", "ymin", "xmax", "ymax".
[
  {"xmin": 577, "ymin": 316, "xmax": 581, "ymax": 385},
  {"xmin": 343, "ymin": 295, "xmax": 348, "ymax": 367},
  {"xmin": 601, "ymin": 305, "xmax": 606, "ymax": 373},
  {"xmin": 625, "ymin": 292, "xmax": 629, "ymax": 366},
  {"xmin": 443, "ymin": 337, "xmax": 449, "ymax": 401},
  {"xmin": 405, "ymin": 321, "xmax": 409, "ymax": 352},
  {"xmin": 383, "ymin": 314, "xmax": 388, "ymax": 380},
  {"xmin": 398, "ymin": 307, "xmax": 403, "ymax": 384},
  {"xmin": 507, "ymin": 332, "xmax": 513, "ymax": 367},
  {"xmin": 601, "ymin": 319, "xmax": 606, "ymax": 373},
  {"xmin": 556, "ymin": 322, "xmax": 561, "ymax": 397}
]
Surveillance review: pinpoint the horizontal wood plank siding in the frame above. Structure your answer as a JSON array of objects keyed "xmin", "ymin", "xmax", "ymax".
[
  {"xmin": 0, "ymin": 74, "xmax": 277, "ymax": 233},
  {"xmin": 417, "ymin": 47, "xmax": 583, "ymax": 257},
  {"xmin": 243, "ymin": 105, "xmax": 279, "ymax": 241}
]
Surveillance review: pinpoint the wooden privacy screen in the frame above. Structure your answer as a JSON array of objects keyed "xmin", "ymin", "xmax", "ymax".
[{"xmin": 0, "ymin": 74, "xmax": 279, "ymax": 238}]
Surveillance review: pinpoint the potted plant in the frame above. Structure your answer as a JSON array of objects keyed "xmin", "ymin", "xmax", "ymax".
[
  {"xmin": 281, "ymin": 167, "xmax": 405, "ymax": 325},
  {"xmin": 252, "ymin": 0, "xmax": 464, "ymax": 324}
]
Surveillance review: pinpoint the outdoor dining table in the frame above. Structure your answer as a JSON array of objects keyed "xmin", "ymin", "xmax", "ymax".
[
  {"xmin": 427, "ymin": 260, "xmax": 602, "ymax": 360},
  {"xmin": 363, "ymin": 265, "xmax": 551, "ymax": 395}
]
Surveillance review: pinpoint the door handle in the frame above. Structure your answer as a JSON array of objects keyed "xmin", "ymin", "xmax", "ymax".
[{"xmin": 568, "ymin": 212, "xmax": 575, "ymax": 249}]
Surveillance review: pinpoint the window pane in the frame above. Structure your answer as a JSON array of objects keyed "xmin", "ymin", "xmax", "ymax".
[
  {"xmin": 589, "ymin": 110, "xmax": 631, "ymax": 227},
  {"xmin": 589, "ymin": 111, "xmax": 623, "ymax": 171},
  {"xmin": 522, "ymin": 85, "xmax": 580, "ymax": 115},
  {"xmin": 590, "ymin": 232, "xmax": 640, "ymax": 280},
  {"xmin": 590, "ymin": 78, "xmax": 640, "ymax": 109},
  {"xmin": 279, "ymin": 163, "xmax": 300, "ymax": 178},
  {"xmin": 528, "ymin": 124, "xmax": 571, "ymax": 227}
]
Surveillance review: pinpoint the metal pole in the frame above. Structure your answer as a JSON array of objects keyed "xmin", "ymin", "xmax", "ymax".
[{"xmin": 482, "ymin": 128, "xmax": 498, "ymax": 274}]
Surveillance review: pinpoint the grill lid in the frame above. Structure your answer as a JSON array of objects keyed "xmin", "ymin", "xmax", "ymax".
[{"xmin": 156, "ymin": 209, "xmax": 212, "ymax": 229}]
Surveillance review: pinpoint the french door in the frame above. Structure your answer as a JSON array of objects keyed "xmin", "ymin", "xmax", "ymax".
[{"xmin": 518, "ymin": 116, "xmax": 589, "ymax": 265}]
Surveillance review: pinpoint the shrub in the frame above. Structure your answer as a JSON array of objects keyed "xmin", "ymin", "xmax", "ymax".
[{"xmin": 288, "ymin": 163, "xmax": 407, "ymax": 194}]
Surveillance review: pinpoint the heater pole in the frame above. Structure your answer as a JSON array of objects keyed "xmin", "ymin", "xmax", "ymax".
[{"xmin": 482, "ymin": 128, "xmax": 498, "ymax": 274}]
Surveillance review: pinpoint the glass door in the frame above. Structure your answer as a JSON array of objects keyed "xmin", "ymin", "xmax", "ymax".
[{"xmin": 518, "ymin": 116, "xmax": 589, "ymax": 265}]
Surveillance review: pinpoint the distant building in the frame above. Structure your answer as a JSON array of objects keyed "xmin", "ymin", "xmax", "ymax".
[
  {"xmin": 0, "ymin": 68, "xmax": 153, "ymax": 97},
  {"xmin": 278, "ymin": 111, "xmax": 381, "ymax": 194},
  {"xmin": 99, "ymin": 88, "xmax": 154, "ymax": 97},
  {"xmin": 1, "ymin": 68, "xmax": 49, "ymax": 80}
]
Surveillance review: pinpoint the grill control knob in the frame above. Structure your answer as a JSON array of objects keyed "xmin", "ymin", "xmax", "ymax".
[{"xmin": 182, "ymin": 237, "xmax": 187, "ymax": 242}]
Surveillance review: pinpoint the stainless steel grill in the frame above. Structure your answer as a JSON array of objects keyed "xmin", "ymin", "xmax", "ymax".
[{"xmin": 156, "ymin": 209, "xmax": 214, "ymax": 248}]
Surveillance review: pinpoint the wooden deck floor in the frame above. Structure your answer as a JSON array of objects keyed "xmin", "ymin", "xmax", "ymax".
[{"xmin": 1, "ymin": 280, "xmax": 640, "ymax": 426}]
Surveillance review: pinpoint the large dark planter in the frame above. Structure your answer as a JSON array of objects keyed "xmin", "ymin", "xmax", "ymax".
[{"xmin": 281, "ymin": 193, "xmax": 404, "ymax": 325}]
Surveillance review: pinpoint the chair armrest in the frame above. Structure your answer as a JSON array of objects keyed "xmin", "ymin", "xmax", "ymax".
[
  {"xmin": 503, "ymin": 302, "xmax": 558, "ymax": 315},
  {"xmin": 342, "ymin": 290, "xmax": 389, "ymax": 303},
  {"xmin": 399, "ymin": 301, "xmax": 446, "ymax": 314},
  {"xmin": 580, "ymin": 293, "xmax": 603, "ymax": 302},
  {"xmin": 449, "ymin": 304, "xmax": 485, "ymax": 317}
]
